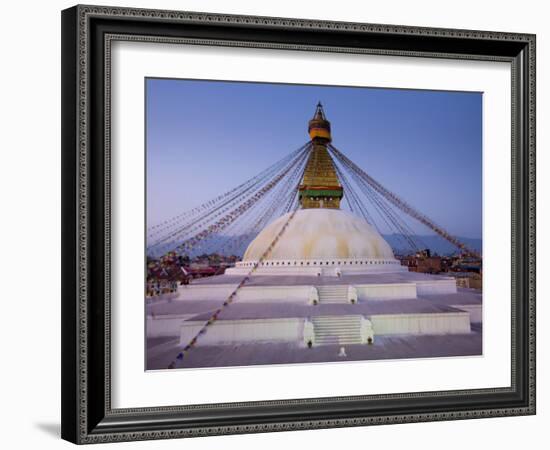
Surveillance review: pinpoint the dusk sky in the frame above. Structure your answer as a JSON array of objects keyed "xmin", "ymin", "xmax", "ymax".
[{"xmin": 146, "ymin": 78, "xmax": 482, "ymax": 239}]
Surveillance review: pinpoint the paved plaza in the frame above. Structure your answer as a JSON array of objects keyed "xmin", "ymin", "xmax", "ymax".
[{"xmin": 147, "ymin": 324, "xmax": 482, "ymax": 370}]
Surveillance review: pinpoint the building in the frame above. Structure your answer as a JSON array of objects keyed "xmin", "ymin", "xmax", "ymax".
[
  {"xmin": 448, "ymin": 271, "xmax": 482, "ymax": 290},
  {"xmin": 399, "ymin": 253, "xmax": 443, "ymax": 273}
]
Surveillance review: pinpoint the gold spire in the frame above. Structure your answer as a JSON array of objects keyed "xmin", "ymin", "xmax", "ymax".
[
  {"xmin": 299, "ymin": 103, "xmax": 343, "ymax": 209},
  {"xmin": 308, "ymin": 101, "xmax": 332, "ymax": 141}
]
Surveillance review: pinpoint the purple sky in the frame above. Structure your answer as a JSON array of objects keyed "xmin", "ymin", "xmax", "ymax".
[{"xmin": 146, "ymin": 78, "xmax": 482, "ymax": 239}]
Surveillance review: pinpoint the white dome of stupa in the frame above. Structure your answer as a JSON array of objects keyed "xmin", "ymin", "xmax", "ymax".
[
  {"xmin": 225, "ymin": 209, "xmax": 405, "ymax": 276},
  {"xmin": 244, "ymin": 209, "xmax": 394, "ymax": 261}
]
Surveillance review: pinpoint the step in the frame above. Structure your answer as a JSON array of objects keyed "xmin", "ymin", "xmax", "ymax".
[
  {"xmin": 318, "ymin": 292, "xmax": 347, "ymax": 295},
  {"xmin": 314, "ymin": 326, "xmax": 361, "ymax": 332},
  {"xmin": 316, "ymin": 339, "xmax": 360, "ymax": 343},
  {"xmin": 318, "ymin": 291, "xmax": 348, "ymax": 295},
  {"xmin": 312, "ymin": 315, "xmax": 361, "ymax": 321},
  {"xmin": 315, "ymin": 338, "xmax": 363, "ymax": 345},
  {"xmin": 315, "ymin": 328, "xmax": 361, "ymax": 334},
  {"xmin": 315, "ymin": 333, "xmax": 362, "ymax": 339},
  {"xmin": 317, "ymin": 286, "xmax": 349, "ymax": 292},
  {"xmin": 316, "ymin": 330, "xmax": 359, "ymax": 334},
  {"xmin": 312, "ymin": 321, "xmax": 361, "ymax": 327},
  {"xmin": 314, "ymin": 327, "xmax": 361, "ymax": 332},
  {"xmin": 317, "ymin": 286, "xmax": 350, "ymax": 303},
  {"xmin": 317, "ymin": 285, "xmax": 348, "ymax": 289},
  {"xmin": 315, "ymin": 332, "xmax": 361, "ymax": 337},
  {"xmin": 311, "ymin": 314, "xmax": 364, "ymax": 346},
  {"xmin": 312, "ymin": 319, "xmax": 361, "ymax": 324},
  {"xmin": 315, "ymin": 324, "xmax": 360, "ymax": 328},
  {"xmin": 318, "ymin": 299, "xmax": 350, "ymax": 304},
  {"xmin": 318, "ymin": 288, "xmax": 348, "ymax": 292}
]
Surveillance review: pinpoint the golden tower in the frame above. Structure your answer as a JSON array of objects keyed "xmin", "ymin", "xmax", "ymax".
[{"xmin": 299, "ymin": 103, "xmax": 344, "ymax": 209}]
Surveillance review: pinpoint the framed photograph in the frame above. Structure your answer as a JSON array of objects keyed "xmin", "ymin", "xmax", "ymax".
[{"xmin": 61, "ymin": 5, "xmax": 536, "ymax": 444}]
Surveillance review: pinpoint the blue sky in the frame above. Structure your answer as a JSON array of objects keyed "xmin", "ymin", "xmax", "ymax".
[{"xmin": 146, "ymin": 78, "xmax": 482, "ymax": 239}]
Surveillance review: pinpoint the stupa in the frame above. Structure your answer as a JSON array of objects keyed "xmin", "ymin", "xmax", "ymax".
[{"xmin": 146, "ymin": 104, "xmax": 482, "ymax": 368}]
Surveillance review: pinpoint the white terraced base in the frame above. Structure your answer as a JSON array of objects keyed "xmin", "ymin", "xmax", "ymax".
[
  {"xmin": 317, "ymin": 285, "xmax": 350, "ymax": 304},
  {"xmin": 312, "ymin": 315, "xmax": 364, "ymax": 345}
]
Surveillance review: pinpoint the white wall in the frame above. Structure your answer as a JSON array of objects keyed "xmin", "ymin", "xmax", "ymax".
[{"xmin": 0, "ymin": 0, "xmax": 546, "ymax": 449}]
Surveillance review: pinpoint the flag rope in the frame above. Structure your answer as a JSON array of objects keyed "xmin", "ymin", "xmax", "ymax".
[{"xmin": 166, "ymin": 204, "xmax": 301, "ymax": 369}]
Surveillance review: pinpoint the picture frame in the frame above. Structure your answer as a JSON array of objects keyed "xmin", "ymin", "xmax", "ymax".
[{"xmin": 61, "ymin": 4, "xmax": 536, "ymax": 444}]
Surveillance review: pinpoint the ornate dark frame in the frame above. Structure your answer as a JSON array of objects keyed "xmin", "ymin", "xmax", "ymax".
[{"xmin": 61, "ymin": 4, "xmax": 536, "ymax": 444}]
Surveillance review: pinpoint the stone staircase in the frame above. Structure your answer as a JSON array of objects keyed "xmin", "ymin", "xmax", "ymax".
[
  {"xmin": 311, "ymin": 315, "xmax": 364, "ymax": 345},
  {"xmin": 317, "ymin": 285, "xmax": 349, "ymax": 304}
]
